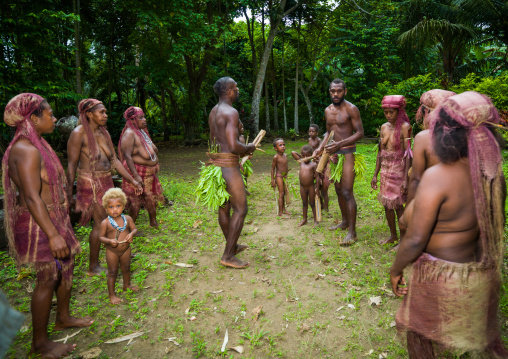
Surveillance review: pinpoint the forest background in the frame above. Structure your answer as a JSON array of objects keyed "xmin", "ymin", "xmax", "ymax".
[{"xmin": 1, "ymin": 0, "xmax": 508, "ymax": 148}]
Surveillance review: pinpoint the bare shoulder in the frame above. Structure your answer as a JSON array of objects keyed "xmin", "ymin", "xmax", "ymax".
[
  {"xmin": 69, "ymin": 124, "xmax": 85, "ymax": 143},
  {"xmin": 9, "ymin": 139, "xmax": 40, "ymax": 162},
  {"xmin": 420, "ymin": 164, "xmax": 449, "ymax": 188},
  {"xmin": 345, "ymin": 100, "xmax": 359, "ymax": 114},
  {"xmin": 401, "ymin": 122, "xmax": 411, "ymax": 131},
  {"xmin": 414, "ymin": 129, "xmax": 430, "ymax": 141}
]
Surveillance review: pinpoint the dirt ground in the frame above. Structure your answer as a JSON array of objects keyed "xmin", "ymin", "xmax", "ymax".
[{"xmin": 1, "ymin": 139, "xmax": 507, "ymax": 358}]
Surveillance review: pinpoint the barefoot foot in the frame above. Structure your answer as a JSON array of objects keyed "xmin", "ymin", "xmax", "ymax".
[
  {"xmin": 379, "ymin": 236, "xmax": 398, "ymax": 245},
  {"xmin": 283, "ymin": 210, "xmax": 291, "ymax": 215},
  {"xmin": 391, "ymin": 243, "xmax": 400, "ymax": 252},
  {"xmin": 338, "ymin": 232, "xmax": 357, "ymax": 246},
  {"xmin": 149, "ymin": 222, "xmax": 159, "ymax": 228},
  {"xmin": 31, "ymin": 340, "xmax": 76, "ymax": 359},
  {"xmin": 109, "ymin": 295, "xmax": 123, "ymax": 305},
  {"xmin": 313, "ymin": 221, "xmax": 319, "ymax": 227},
  {"xmin": 87, "ymin": 265, "xmax": 107, "ymax": 276},
  {"xmin": 235, "ymin": 244, "xmax": 249, "ymax": 255},
  {"xmin": 54, "ymin": 316, "xmax": 94, "ymax": 331},
  {"xmin": 297, "ymin": 219, "xmax": 307, "ymax": 227},
  {"xmin": 220, "ymin": 256, "xmax": 249, "ymax": 269},
  {"xmin": 124, "ymin": 285, "xmax": 139, "ymax": 292},
  {"xmin": 329, "ymin": 221, "xmax": 348, "ymax": 231}
]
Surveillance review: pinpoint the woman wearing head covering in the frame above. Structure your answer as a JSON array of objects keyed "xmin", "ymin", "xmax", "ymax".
[
  {"xmin": 66, "ymin": 99, "xmax": 142, "ymax": 276},
  {"xmin": 390, "ymin": 92, "xmax": 507, "ymax": 358},
  {"xmin": 371, "ymin": 95, "xmax": 412, "ymax": 246},
  {"xmin": 406, "ymin": 89, "xmax": 456, "ymax": 203},
  {"xmin": 3, "ymin": 93, "xmax": 93, "ymax": 358},
  {"xmin": 118, "ymin": 106, "xmax": 163, "ymax": 227}
]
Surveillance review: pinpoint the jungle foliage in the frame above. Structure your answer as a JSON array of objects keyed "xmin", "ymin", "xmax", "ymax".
[{"xmin": 0, "ymin": 0, "xmax": 507, "ymax": 146}]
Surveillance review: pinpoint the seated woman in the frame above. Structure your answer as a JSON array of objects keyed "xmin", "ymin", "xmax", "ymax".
[{"xmin": 390, "ymin": 92, "xmax": 507, "ymax": 358}]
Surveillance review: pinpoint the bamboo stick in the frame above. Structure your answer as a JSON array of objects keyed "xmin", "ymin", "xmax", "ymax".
[
  {"xmin": 316, "ymin": 130, "xmax": 334, "ymax": 174},
  {"xmin": 297, "ymin": 155, "xmax": 315, "ymax": 163},
  {"xmin": 315, "ymin": 195, "xmax": 322, "ymax": 222},
  {"xmin": 241, "ymin": 129, "xmax": 266, "ymax": 166}
]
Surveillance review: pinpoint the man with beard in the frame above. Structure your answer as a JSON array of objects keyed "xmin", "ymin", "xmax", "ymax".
[
  {"xmin": 197, "ymin": 77, "xmax": 256, "ymax": 268},
  {"xmin": 313, "ymin": 79, "xmax": 365, "ymax": 245}
]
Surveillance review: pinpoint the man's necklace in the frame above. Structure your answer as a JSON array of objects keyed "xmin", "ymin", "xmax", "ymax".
[
  {"xmin": 140, "ymin": 131, "xmax": 157, "ymax": 161},
  {"xmin": 108, "ymin": 214, "xmax": 127, "ymax": 241}
]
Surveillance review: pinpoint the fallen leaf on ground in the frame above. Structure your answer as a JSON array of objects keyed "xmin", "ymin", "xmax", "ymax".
[
  {"xmin": 338, "ymin": 315, "xmax": 346, "ymax": 320},
  {"xmin": 174, "ymin": 263, "xmax": 193, "ymax": 268},
  {"xmin": 184, "ymin": 307, "xmax": 190, "ymax": 314},
  {"xmin": 190, "ymin": 289, "xmax": 197, "ymax": 295},
  {"xmin": 364, "ymin": 349, "xmax": 374, "ymax": 356},
  {"xmin": 80, "ymin": 347, "xmax": 102, "ymax": 359},
  {"xmin": 164, "ymin": 260, "xmax": 173, "ymax": 265},
  {"xmin": 192, "ymin": 220, "xmax": 202, "ymax": 228},
  {"xmin": 228, "ymin": 346, "xmax": 244, "ymax": 354},
  {"xmin": 165, "ymin": 347, "xmax": 173, "ymax": 354},
  {"xmin": 336, "ymin": 306, "xmax": 344, "ymax": 311},
  {"xmin": 211, "ymin": 290, "xmax": 224, "ymax": 294},
  {"xmin": 315, "ymin": 273, "xmax": 325, "ymax": 280},
  {"xmin": 252, "ymin": 305, "xmax": 263, "ymax": 321},
  {"xmin": 347, "ymin": 304, "xmax": 356, "ymax": 309},
  {"xmin": 109, "ymin": 315, "xmax": 121, "ymax": 325},
  {"xmin": 379, "ymin": 353, "xmax": 388, "ymax": 359},
  {"xmin": 390, "ymin": 321, "xmax": 396, "ymax": 328},
  {"xmin": 221, "ymin": 329, "xmax": 228, "ymax": 352},
  {"xmin": 105, "ymin": 331, "xmax": 144, "ymax": 344},
  {"xmin": 54, "ymin": 329, "xmax": 83, "ymax": 344},
  {"xmin": 190, "ymin": 316, "xmax": 197, "ymax": 321},
  {"xmin": 253, "ymin": 227, "xmax": 259, "ymax": 233},
  {"xmin": 300, "ymin": 323, "xmax": 311, "ymax": 332},
  {"xmin": 369, "ymin": 296, "xmax": 382, "ymax": 306}
]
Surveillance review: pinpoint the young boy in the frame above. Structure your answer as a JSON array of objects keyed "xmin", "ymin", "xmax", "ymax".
[
  {"xmin": 291, "ymin": 145, "xmax": 318, "ymax": 226},
  {"xmin": 99, "ymin": 188, "xmax": 139, "ymax": 304},
  {"xmin": 271, "ymin": 138, "xmax": 290, "ymax": 217},
  {"xmin": 371, "ymin": 95, "xmax": 412, "ymax": 246},
  {"xmin": 309, "ymin": 124, "xmax": 330, "ymax": 212}
]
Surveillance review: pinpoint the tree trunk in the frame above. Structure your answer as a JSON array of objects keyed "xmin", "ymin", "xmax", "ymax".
[
  {"xmin": 282, "ymin": 31, "xmax": 287, "ymax": 132},
  {"xmin": 243, "ymin": 6, "xmax": 257, "ymax": 82},
  {"xmin": 299, "ymin": 83, "xmax": 314, "ymax": 124},
  {"xmin": 161, "ymin": 89, "xmax": 168, "ymax": 141},
  {"xmin": 73, "ymin": 0, "xmax": 82, "ymax": 98},
  {"xmin": 271, "ymin": 48, "xmax": 278, "ymax": 131},
  {"xmin": 294, "ymin": 15, "xmax": 300, "ymax": 134},
  {"xmin": 262, "ymin": 9, "xmax": 270, "ymax": 133}
]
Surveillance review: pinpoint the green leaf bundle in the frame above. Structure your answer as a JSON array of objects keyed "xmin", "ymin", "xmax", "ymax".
[
  {"xmin": 194, "ymin": 162, "xmax": 229, "ymax": 210},
  {"xmin": 329, "ymin": 153, "xmax": 367, "ymax": 183}
]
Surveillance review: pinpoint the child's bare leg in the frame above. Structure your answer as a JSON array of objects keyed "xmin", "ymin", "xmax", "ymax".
[
  {"xmin": 321, "ymin": 177, "xmax": 330, "ymax": 212},
  {"xmin": 147, "ymin": 203, "xmax": 159, "ymax": 228},
  {"xmin": 380, "ymin": 206, "xmax": 398, "ymax": 245},
  {"xmin": 105, "ymin": 249, "xmax": 122, "ymax": 305},
  {"xmin": 298, "ymin": 186, "xmax": 308, "ymax": 227},
  {"xmin": 120, "ymin": 247, "xmax": 138, "ymax": 292},
  {"xmin": 276, "ymin": 177, "xmax": 288, "ymax": 217},
  {"xmin": 309, "ymin": 185, "xmax": 317, "ymax": 226}
]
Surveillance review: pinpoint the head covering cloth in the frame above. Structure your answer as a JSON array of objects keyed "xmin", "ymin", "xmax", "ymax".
[
  {"xmin": 381, "ymin": 95, "xmax": 410, "ymax": 154},
  {"xmin": 78, "ymin": 98, "xmax": 116, "ymax": 169},
  {"xmin": 416, "ymin": 89, "xmax": 457, "ymax": 129},
  {"xmin": 430, "ymin": 91, "xmax": 504, "ymax": 271},
  {"xmin": 117, "ymin": 107, "xmax": 153, "ymax": 162},
  {"xmin": 2, "ymin": 93, "xmax": 69, "ymax": 263}
]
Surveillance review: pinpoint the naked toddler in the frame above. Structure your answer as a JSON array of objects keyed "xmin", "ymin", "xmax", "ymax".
[
  {"xmin": 99, "ymin": 188, "xmax": 139, "ymax": 304},
  {"xmin": 271, "ymin": 138, "xmax": 290, "ymax": 217},
  {"xmin": 292, "ymin": 145, "xmax": 318, "ymax": 226}
]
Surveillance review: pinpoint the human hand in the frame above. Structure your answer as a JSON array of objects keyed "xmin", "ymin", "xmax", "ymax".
[
  {"xmin": 111, "ymin": 239, "xmax": 119, "ymax": 248},
  {"xmin": 401, "ymin": 180, "xmax": 408, "ymax": 195},
  {"xmin": 371, "ymin": 176, "xmax": 378, "ymax": 190},
  {"xmin": 324, "ymin": 141, "xmax": 341, "ymax": 154},
  {"xmin": 271, "ymin": 180, "xmax": 276, "ymax": 188},
  {"xmin": 49, "ymin": 234, "xmax": 70, "ymax": 259},
  {"xmin": 125, "ymin": 233, "xmax": 134, "ymax": 243},
  {"xmin": 312, "ymin": 149, "xmax": 321, "ymax": 158},
  {"xmin": 390, "ymin": 270, "xmax": 408, "ymax": 297},
  {"xmin": 135, "ymin": 175, "xmax": 142, "ymax": 184},
  {"xmin": 132, "ymin": 180, "xmax": 143, "ymax": 195}
]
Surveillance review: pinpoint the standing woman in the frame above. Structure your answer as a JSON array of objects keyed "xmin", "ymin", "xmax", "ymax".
[
  {"xmin": 66, "ymin": 99, "xmax": 141, "ymax": 276},
  {"xmin": 3, "ymin": 93, "xmax": 93, "ymax": 358}
]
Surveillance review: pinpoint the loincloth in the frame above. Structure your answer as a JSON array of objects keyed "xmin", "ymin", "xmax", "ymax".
[
  {"xmin": 396, "ymin": 253, "xmax": 505, "ymax": 355},
  {"xmin": 335, "ymin": 144, "xmax": 356, "ymax": 155},
  {"xmin": 76, "ymin": 169, "xmax": 114, "ymax": 225},
  {"xmin": 122, "ymin": 161, "xmax": 164, "ymax": 213},
  {"xmin": 275, "ymin": 173, "xmax": 291, "ymax": 204},
  {"xmin": 13, "ymin": 206, "xmax": 80, "ymax": 288},
  {"xmin": 378, "ymin": 150, "xmax": 406, "ymax": 209},
  {"xmin": 195, "ymin": 152, "xmax": 241, "ymax": 210},
  {"xmin": 329, "ymin": 151, "xmax": 366, "ymax": 183}
]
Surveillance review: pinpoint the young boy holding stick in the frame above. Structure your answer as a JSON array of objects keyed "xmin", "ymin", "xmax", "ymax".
[
  {"xmin": 99, "ymin": 188, "xmax": 139, "ymax": 304},
  {"xmin": 309, "ymin": 124, "xmax": 330, "ymax": 212},
  {"xmin": 292, "ymin": 145, "xmax": 319, "ymax": 226},
  {"xmin": 271, "ymin": 138, "xmax": 291, "ymax": 217}
]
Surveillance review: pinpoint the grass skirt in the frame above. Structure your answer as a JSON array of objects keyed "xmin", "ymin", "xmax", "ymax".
[
  {"xmin": 122, "ymin": 161, "xmax": 164, "ymax": 214},
  {"xmin": 329, "ymin": 152, "xmax": 366, "ymax": 183},
  {"xmin": 76, "ymin": 169, "xmax": 114, "ymax": 225}
]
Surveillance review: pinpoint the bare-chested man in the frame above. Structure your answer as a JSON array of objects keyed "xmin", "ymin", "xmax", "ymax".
[
  {"xmin": 3, "ymin": 93, "xmax": 93, "ymax": 358},
  {"xmin": 119, "ymin": 107, "xmax": 164, "ymax": 227},
  {"xmin": 390, "ymin": 92, "xmax": 507, "ymax": 358},
  {"xmin": 406, "ymin": 89, "xmax": 456, "ymax": 204},
  {"xmin": 208, "ymin": 77, "xmax": 256, "ymax": 269},
  {"xmin": 67, "ymin": 99, "xmax": 142, "ymax": 275},
  {"xmin": 313, "ymin": 79, "xmax": 364, "ymax": 245}
]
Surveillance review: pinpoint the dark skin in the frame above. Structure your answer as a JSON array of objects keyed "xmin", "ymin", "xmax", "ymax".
[
  {"xmin": 406, "ymin": 129, "xmax": 440, "ymax": 204},
  {"xmin": 291, "ymin": 149, "xmax": 318, "ymax": 227},
  {"xmin": 371, "ymin": 108, "xmax": 411, "ymax": 245},
  {"xmin": 309, "ymin": 127, "xmax": 329, "ymax": 211},
  {"xmin": 120, "ymin": 113, "xmax": 160, "ymax": 227},
  {"xmin": 8, "ymin": 103, "xmax": 93, "ymax": 359},
  {"xmin": 271, "ymin": 140, "xmax": 290, "ymax": 217},
  {"xmin": 209, "ymin": 80, "xmax": 256, "ymax": 269},
  {"xmin": 66, "ymin": 104, "xmax": 142, "ymax": 276},
  {"xmin": 99, "ymin": 198, "xmax": 139, "ymax": 305},
  {"xmin": 313, "ymin": 83, "xmax": 364, "ymax": 244}
]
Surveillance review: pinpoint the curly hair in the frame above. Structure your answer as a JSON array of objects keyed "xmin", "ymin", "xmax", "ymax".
[
  {"xmin": 102, "ymin": 188, "xmax": 127, "ymax": 208},
  {"xmin": 330, "ymin": 78, "xmax": 346, "ymax": 89},
  {"xmin": 213, "ymin": 77, "xmax": 235, "ymax": 97},
  {"xmin": 309, "ymin": 124, "xmax": 319, "ymax": 133},
  {"xmin": 301, "ymin": 145, "xmax": 313, "ymax": 154},
  {"xmin": 273, "ymin": 138, "xmax": 284, "ymax": 147}
]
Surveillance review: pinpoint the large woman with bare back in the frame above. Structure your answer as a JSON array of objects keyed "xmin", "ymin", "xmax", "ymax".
[
  {"xmin": 3, "ymin": 93, "xmax": 93, "ymax": 358},
  {"xmin": 66, "ymin": 99, "xmax": 142, "ymax": 276}
]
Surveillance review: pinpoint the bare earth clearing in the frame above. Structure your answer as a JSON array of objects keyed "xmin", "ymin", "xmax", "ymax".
[{"xmin": 2, "ymin": 140, "xmax": 507, "ymax": 358}]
